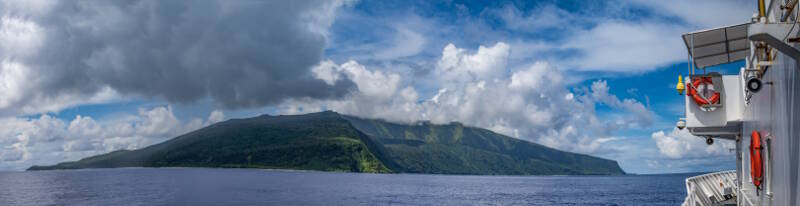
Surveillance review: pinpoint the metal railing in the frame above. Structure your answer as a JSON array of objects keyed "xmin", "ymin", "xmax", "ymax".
[{"xmin": 682, "ymin": 170, "xmax": 738, "ymax": 206}]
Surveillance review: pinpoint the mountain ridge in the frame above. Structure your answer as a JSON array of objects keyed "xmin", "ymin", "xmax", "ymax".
[{"xmin": 28, "ymin": 111, "xmax": 625, "ymax": 175}]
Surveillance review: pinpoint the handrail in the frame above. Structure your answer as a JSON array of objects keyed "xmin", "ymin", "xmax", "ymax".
[{"xmin": 683, "ymin": 170, "xmax": 738, "ymax": 206}]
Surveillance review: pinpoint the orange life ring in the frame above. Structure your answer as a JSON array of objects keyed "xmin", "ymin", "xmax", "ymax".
[
  {"xmin": 686, "ymin": 77, "xmax": 720, "ymax": 106},
  {"xmin": 750, "ymin": 130, "xmax": 763, "ymax": 188}
]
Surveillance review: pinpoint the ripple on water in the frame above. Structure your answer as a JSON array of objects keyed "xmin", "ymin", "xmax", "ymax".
[{"xmin": 0, "ymin": 168, "xmax": 692, "ymax": 206}]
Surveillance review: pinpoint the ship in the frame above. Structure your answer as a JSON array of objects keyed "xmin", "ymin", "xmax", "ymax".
[{"xmin": 677, "ymin": 0, "xmax": 800, "ymax": 205}]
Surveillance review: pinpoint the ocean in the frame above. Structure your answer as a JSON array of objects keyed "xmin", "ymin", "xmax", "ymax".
[{"xmin": 0, "ymin": 168, "xmax": 695, "ymax": 205}]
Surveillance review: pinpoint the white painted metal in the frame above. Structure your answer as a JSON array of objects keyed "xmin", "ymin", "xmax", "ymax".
[
  {"xmin": 683, "ymin": 170, "xmax": 738, "ymax": 206},
  {"xmin": 684, "ymin": 75, "xmax": 744, "ymax": 139},
  {"xmin": 748, "ymin": 22, "xmax": 800, "ymax": 60},
  {"xmin": 678, "ymin": 1, "xmax": 800, "ymax": 206},
  {"xmin": 682, "ymin": 24, "xmax": 750, "ymax": 69}
]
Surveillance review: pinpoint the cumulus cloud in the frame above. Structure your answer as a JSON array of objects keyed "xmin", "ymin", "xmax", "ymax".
[
  {"xmin": 646, "ymin": 128, "xmax": 736, "ymax": 172},
  {"xmin": 0, "ymin": 106, "xmax": 225, "ymax": 171},
  {"xmin": 437, "ymin": 42, "xmax": 510, "ymax": 83},
  {"xmin": 299, "ymin": 43, "xmax": 655, "ymax": 156},
  {"xmin": 652, "ymin": 128, "xmax": 733, "ymax": 159},
  {"xmin": 0, "ymin": 0, "xmax": 355, "ymax": 116},
  {"xmin": 311, "ymin": 59, "xmax": 418, "ymax": 122}
]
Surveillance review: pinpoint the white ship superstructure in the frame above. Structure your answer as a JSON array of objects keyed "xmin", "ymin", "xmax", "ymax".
[{"xmin": 679, "ymin": 0, "xmax": 800, "ymax": 205}]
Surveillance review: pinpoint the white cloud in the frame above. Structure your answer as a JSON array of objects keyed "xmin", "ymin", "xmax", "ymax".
[
  {"xmin": 207, "ymin": 110, "xmax": 226, "ymax": 124},
  {"xmin": 562, "ymin": 22, "xmax": 688, "ymax": 71},
  {"xmin": 0, "ymin": 15, "xmax": 45, "ymax": 58},
  {"xmin": 301, "ymin": 43, "xmax": 655, "ymax": 157},
  {"xmin": 312, "ymin": 60, "xmax": 343, "ymax": 86},
  {"xmin": 0, "ymin": 0, "xmax": 57, "ymax": 16},
  {"xmin": 632, "ymin": 0, "xmax": 754, "ymax": 27},
  {"xmin": 509, "ymin": 61, "xmax": 563, "ymax": 90},
  {"xmin": 0, "ymin": 16, "xmax": 121, "ymax": 116},
  {"xmin": 652, "ymin": 128, "xmax": 733, "ymax": 159},
  {"xmin": 589, "ymin": 80, "xmax": 654, "ymax": 127},
  {"xmin": 492, "ymin": 1, "xmax": 753, "ymax": 72},
  {"xmin": 0, "ymin": 106, "xmax": 225, "ymax": 171},
  {"xmin": 373, "ymin": 23, "xmax": 427, "ymax": 60},
  {"xmin": 135, "ymin": 106, "xmax": 183, "ymax": 137},
  {"xmin": 309, "ymin": 59, "xmax": 419, "ymax": 123},
  {"xmin": 575, "ymin": 136, "xmax": 620, "ymax": 155},
  {"xmin": 437, "ymin": 42, "xmax": 510, "ymax": 82},
  {"xmin": 644, "ymin": 128, "xmax": 737, "ymax": 172},
  {"xmin": 340, "ymin": 61, "xmax": 403, "ymax": 100}
]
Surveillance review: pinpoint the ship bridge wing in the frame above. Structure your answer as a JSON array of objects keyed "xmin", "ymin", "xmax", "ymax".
[{"xmin": 683, "ymin": 23, "xmax": 750, "ymax": 68}]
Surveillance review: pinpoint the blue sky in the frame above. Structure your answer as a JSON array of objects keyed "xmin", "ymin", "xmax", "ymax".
[{"xmin": 0, "ymin": 0, "xmax": 755, "ymax": 173}]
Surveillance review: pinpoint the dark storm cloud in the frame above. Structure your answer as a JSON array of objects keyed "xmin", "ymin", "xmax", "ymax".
[{"xmin": 4, "ymin": 0, "xmax": 354, "ymax": 110}]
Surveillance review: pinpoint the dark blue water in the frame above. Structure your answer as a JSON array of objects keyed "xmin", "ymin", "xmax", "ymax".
[{"xmin": 0, "ymin": 168, "xmax": 694, "ymax": 205}]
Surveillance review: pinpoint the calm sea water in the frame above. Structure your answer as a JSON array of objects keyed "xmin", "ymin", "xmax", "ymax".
[{"xmin": 0, "ymin": 168, "xmax": 696, "ymax": 205}]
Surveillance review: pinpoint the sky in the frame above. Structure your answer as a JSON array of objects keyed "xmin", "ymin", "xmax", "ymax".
[{"xmin": 0, "ymin": 0, "xmax": 757, "ymax": 173}]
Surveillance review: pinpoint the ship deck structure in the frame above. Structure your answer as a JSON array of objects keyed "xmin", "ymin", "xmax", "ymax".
[{"xmin": 678, "ymin": 0, "xmax": 800, "ymax": 205}]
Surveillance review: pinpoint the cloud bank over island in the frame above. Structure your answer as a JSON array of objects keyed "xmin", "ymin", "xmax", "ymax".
[{"xmin": 305, "ymin": 43, "xmax": 654, "ymax": 157}]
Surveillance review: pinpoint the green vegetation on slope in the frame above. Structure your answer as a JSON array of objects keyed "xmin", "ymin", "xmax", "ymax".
[
  {"xmin": 29, "ymin": 111, "xmax": 624, "ymax": 175},
  {"xmin": 342, "ymin": 115, "xmax": 625, "ymax": 175},
  {"xmin": 29, "ymin": 112, "xmax": 389, "ymax": 173}
]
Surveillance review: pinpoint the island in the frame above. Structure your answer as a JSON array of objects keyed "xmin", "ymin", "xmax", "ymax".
[{"xmin": 28, "ymin": 111, "xmax": 625, "ymax": 175}]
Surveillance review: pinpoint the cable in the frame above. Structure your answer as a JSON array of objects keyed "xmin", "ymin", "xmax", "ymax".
[
  {"xmin": 783, "ymin": 3, "xmax": 800, "ymax": 41},
  {"xmin": 771, "ymin": 5, "xmax": 800, "ymax": 63}
]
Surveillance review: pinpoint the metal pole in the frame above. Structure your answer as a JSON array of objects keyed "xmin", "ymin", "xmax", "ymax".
[
  {"xmin": 765, "ymin": 137, "xmax": 772, "ymax": 197},
  {"xmin": 688, "ymin": 53, "xmax": 691, "ymax": 75},
  {"xmin": 736, "ymin": 134, "xmax": 742, "ymax": 196},
  {"xmin": 689, "ymin": 33, "xmax": 694, "ymax": 74}
]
